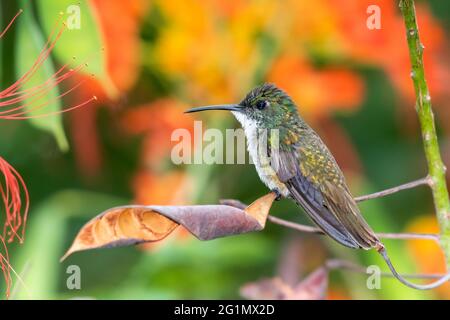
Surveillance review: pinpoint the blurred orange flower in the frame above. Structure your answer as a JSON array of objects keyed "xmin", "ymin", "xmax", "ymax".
[
  {"xmin": 90, "ymin": 0, "xmax": 149, "ymax": 94},
  {"xmin": 331, "ymin": 0, "xmax": 448, "ymax": 105},
  {"xmin": 151, "ymin": 0, "xmax": 278, "ymax": 102},
  {"xmin": 121, "ymin": 99, "xmax": 194, "ymax": 167},
  {"xmin": 132, "ymin": 170, "xmax": 191, "ymax": 206},
  {"xmin": 268, "ymin": 54, "xmax": 364, "ymax": 119},
  {"xmin": 70, "ymin": 0, "xmax": 149, "ymax": 177},
  {"xmin": 327, "ymin": 287, "xmax": 351, "ymax": 300},
  {"xmin": 406, "ymin": 215, "xmax": 450, "ymax": 298}
]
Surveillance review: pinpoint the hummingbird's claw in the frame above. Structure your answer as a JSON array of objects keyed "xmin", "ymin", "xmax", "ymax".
[{"xmin": 272, "ymin": 189, "xmax": 282, "ymax": 201}]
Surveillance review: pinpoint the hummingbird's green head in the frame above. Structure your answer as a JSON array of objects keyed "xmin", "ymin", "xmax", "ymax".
[
  {"xmin": 185, "ymin": 83, "xmax": 301, "ymax": 130},
  {"xmin": 237, "ymin": 83, "xmax": 299, "ymax": 129}
]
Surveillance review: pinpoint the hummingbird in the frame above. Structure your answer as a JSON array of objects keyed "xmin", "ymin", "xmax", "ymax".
[
  {"xmin": 186, "ymin": 83, "xmax": 380, "ymax": 250},
  {"xmin": 185, "ymin": 83, "xmax": 450, "ymax": 289}
]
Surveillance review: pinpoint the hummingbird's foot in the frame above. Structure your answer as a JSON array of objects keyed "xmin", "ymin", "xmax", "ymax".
[{"xmin": 272, "ymin": 189, "xmax": 282, "ymax": 201}]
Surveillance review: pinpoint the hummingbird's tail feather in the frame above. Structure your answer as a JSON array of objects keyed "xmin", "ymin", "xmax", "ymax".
[
  {"xmin": 320, "ymin": 181, "xmax": 380, "ymax": 249},
  {"xmin": 286, "ymin": 175, "xmax": 374, "ymax": 249}
]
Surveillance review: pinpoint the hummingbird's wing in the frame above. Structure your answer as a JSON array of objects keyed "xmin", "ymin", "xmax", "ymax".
[{"xmin": 270, "ymin": 140, "xmax": 379, "ymax": 250}]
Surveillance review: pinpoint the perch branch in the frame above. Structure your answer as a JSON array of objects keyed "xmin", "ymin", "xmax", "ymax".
[
  {"xmin": 354, "ymin": 176, "xmax": 431, "ymax": 202},
  {"xmin": 399, "ymin": 0, "xmax": 450, "ymax": 269},
  {"xmin": 267, "ymin": 215, "xmax": 322, "ymax": 234},
  {"xmin": 221, "ymin": 199, "xmax": 440, "ymax": 242},
  {"xmin": 267, "ymin": 215, "xmax": 440, "ymax": 243}
]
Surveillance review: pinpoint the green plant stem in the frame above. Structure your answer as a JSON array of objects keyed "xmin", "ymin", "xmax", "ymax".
[{"xmin": 400, "ymin": 0, "xmax": 450, "ymax": 269}]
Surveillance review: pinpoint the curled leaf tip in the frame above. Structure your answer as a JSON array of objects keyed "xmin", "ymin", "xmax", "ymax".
[
  {"xmin": 59, "ymin": 251, "xmax": 71, "ymax": 263},
  {"xmin": 245, "ymin": 192, "xmax": 277, "ymax": 228}
]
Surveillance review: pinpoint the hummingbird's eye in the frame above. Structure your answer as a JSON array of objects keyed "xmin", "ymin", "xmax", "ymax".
[{"xmin": 256, "ymin": 100, "xmax": 269, "ymax": 110}]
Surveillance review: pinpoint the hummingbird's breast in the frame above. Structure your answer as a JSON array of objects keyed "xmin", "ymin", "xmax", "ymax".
[{"xmin": 232, "ymin": 111, "xmax": 290, "ymax": 197}]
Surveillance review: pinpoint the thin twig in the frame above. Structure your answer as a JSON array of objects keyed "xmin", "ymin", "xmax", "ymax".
[
  {"xmin": 267, "ymin": 215, "xmax": 322, "ymax": 234},
  {"xmin": 223, "ymin": 176, "xmax": 432, "ymax": 208},
  {"xmin": 326, "ymin": 259, "xmax": 445, "ymax": 280},
  {"xmin": 377, "ymin": 245, "xmax": 450, "ymax": 290},
  {"xmin": 354, "ymin": 176, "xmax": 431, "ymax": 202},
  {"xmin": 376, "ymin": 231, "xmax": 439, "ymax": 242},
  {"xmin": 267, "ymin": 215, "xmax": 440, "ymax": 242},
  {"xmin": 221, "ymin": 199, "xmax": 440, "ymax": 242}
]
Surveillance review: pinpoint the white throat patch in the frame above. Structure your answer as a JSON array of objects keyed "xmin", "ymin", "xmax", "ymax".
[{"xmin": 230, "ymin": 111, "xmax": 289, "ymax": 197}]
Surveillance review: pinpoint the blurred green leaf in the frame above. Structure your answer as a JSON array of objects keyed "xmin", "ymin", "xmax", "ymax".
[
  {"xmin": 0, "ymin": 8, "xmax": 3, "ymax": 85},
  {"xmin": 36, "ymin": 0, "xmax": 117, "ymax": 98},
  {"xmin": 11, "ymin": 195, "xmax": 66, "ymax": 299},
  {"xmin": 12, "ymin": 190, "xmax": 125, "ymax": 299},
  {"xmin": 123, "ymin": 234, "xmax": 276, "ymax": 299},
  {"xmin": 15, "ymin": 6, "xmax": 68, "ymax": 150}
]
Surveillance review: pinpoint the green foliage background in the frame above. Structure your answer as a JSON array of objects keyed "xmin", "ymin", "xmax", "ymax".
[{"xmin": 0, "ymin": 0, "xmax": 449, "ymax": 299}]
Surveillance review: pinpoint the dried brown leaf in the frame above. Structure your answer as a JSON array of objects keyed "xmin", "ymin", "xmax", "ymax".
[{"xmin": 61, "ymin": 192, "xmax": 276, "ymax": 261}]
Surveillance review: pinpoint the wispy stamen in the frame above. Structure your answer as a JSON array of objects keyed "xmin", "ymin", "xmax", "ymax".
[
  {"xmin": 0, "ymin": 9, "xmax": 98, "ymax": 298},
  {"xmin": 0, "ymin": 9, "xmax": 22, "ymax": 39},
  {"xmin": 0, "ymin": 12, "xmax": 96, "ymax": 120}
]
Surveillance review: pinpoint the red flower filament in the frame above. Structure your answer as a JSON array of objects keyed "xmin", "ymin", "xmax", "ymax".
[
  {"xmin": 0, "ymin": 9, "xmax": 96, "ymax": 297},
  {"xmin": 0, "ymin": 156, "xmax": 29, "ymax": 298},
  {"xmin": 0, "ymin": 10, "xmax": 97, "ymax": 120}
]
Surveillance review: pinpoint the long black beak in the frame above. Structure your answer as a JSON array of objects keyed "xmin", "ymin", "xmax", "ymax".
[{"xmin": 184, "ymin": 104, "xmax": 242, "ymax": 114}]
